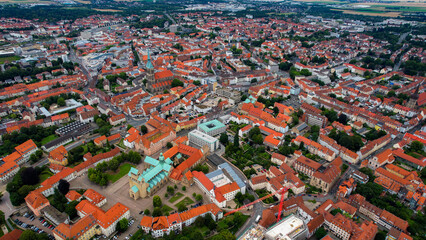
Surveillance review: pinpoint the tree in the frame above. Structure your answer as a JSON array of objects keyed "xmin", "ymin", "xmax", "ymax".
[
  {"xmin": 171, "ymin": 79, "xmax": 184, "ymax": 88},
  {"xmin": 58, "ymin": 179, "xmax": 70, "ymax": 195},
  {"xmin": 234, "ymin": 131, "xmax": 239, "ymax": 148},
  {"xmin": 195, "ymin": 194, "xmax": 203, "ymax": 202},
  {"xmin": 166, "ymin": 142, "xmax": 173, "ymax": 149},
  {"xmin": 20, "ymin": 230, "xmax": 49, "ymax": 240},
  {"xmin": 177, "ymin": 203, "xmax": 187, "ymax": 212},
  {"xmin": 211, "ymin": 230, "xmax": 236, "ymax": 240},
  {"xmin": 21, "ymin": 167, "xmax": 39, "ymax": 185},
  {"xmin": 140, "ymin": 125, "xmax": 148, "ymax": 134},
  {"xmin": 65, "ymin": 201, "xmax": 78, "ymax": 219},
  {"xmin": 314, "ymin": 227, "xmax": 327, "ymax": 239},
  {"xmin": 57, "ymin": 97, "xmax": 66, "ymax": 106},
  {"xmin": 144, "ymin": 209, "xmax": 150, "ymax": 215},
  {"xmin": 387, "ymin": 90, "xmax": 396, "ymax": 98},
  {"xmin": 152, "ymin": 207, "xmax": 162, "ymax": 217},
  {"xmin": 252, "ymin": 134, "xmax": 263, "ymax": 144},
  {"xmin": 355, "ymin": 182, "xmax": 383, "ymax": 201},
  {"xmin": 375, "ymin": 230, "xmax": 387, "ymax": 240},
  {"xmin": 193, "ymin": 80, "xmax": 201, "ymax": 86},
  {"xmin": 273, "ymin": 106, "xmax": 279, "ymax": 115},
  {"xmin": 167, "ymin": 186, "xmax": 174, "ymax": 195},
  {"xmin": 153, "ymin": 195, "xmax": 162, "ymax": 208},
  {"xmin": 300, "ymin": 69, "xmax": 312, "ymax": 76},
  {"xmin": 20, "ymin": 230, "xmax": 38, "ymax": 240},
  {"xmin": 108, "ymin": 158, "xmax": 120, "ymax": 171},
  {"xmin": 10, "ymin": 192, "xmax": 23, "ymax": 206},
  {"xmin": 219, "ymin": 133, "xmax": 229, "ymax": 145},
  {"xmin": 29, "ymin": 154, "xmax": 38, "ymax": 163},
  {"xmin": 410, "ymin": 141, "xmax": 423, "ymax": 153},
  {"xmin": 338, "ymin": 114, "xmax": 348, "ymax": 125},
  {"xmin": 116, "ymin": 218, "xmax": 129, "ymax": 233}
]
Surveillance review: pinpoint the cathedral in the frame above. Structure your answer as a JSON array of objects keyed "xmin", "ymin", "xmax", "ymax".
[{"xmin": 145, "ymin": 51, "xmax": 174, "ymax": 94}]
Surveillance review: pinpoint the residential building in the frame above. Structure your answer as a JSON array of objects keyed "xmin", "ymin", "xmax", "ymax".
[
  {"xmin": 197, "ymin": 119, "xmax": 227, "ymax": 136},
  {"xmin": 140, "ymin": 203, "xmax": 223, "ymax": 238},
  {"xmin": 188, "ymin": 130, "xmax": 220, "ymax": 151},
  {"xmin": 83, "ymin": 189, "xmax": 107, "ymax": 207},
  {"xmin": 25, "ymin": 191, "xmax": 50, "ymax": 217},
  {"xmin": 192, "ymin": 163, "xmax": 246, "ymax": 207},
  {"xmin": 309, "ymin": 158, "xmax": 342, "ymax": 193},
  {"xmin": 48, "ymin": 146, "xmax": 68, "ymax": 166}
]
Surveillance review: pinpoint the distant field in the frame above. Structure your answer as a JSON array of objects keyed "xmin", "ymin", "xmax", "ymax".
[
  {"xmin": 332, "ymin": 8, "xmax": 402, "ymax": 17},
  {"xmin": 113, "ymin": 0, "xmax": 154, "ymax": 2},
  {"xmin": 74, "ymin": 0, "xmax": 90, "ymax": 3},
  {"xmin": 294, "ymin": 0, "xmax": 343, "ymax": 3},
  {"xmin": 295, "ymin": 0, "xmax": 426, "ymax": 8},
  {"xmin": 93, "ymin": 8, "xmax": 123, "ymax": 12},
  {"xmin": 0, "ymin": 55, "xmax": 21, "ymax": 64},
  {"xmin": 351, "ymin": 4, "xmax": 426, "ymax": 12},
  {"xmin": 0, "ymin": 0, "xmax": 53, "ymax": 3}
]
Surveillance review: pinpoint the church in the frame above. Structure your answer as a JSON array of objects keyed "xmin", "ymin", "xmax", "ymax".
[
  {"xmin": 128, "ymin": 153, "xmax": 173, "ymax": 200},
  {"xmin": 145, "ymin": 51, "xmax": 174, "ymax": 94}
]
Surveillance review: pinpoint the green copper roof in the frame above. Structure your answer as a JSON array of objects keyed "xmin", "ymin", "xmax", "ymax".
[
  {"xmin": 146, "ymin": 49, "xmax": 154, "ymax": 69},
  {"xmin": 198, "ymin": 119, "xmax": 226, "ymax": 133},
  {"xmin": 128, "ymin": 167, "xmax": 139, "ymax": 177},
  {"xmin": 139, "ymin": 154, "xmax": 172, "ymax": 184},
  {"xmin": 131, "ymin": 185, "xmax": 139, "ymax": 193}
]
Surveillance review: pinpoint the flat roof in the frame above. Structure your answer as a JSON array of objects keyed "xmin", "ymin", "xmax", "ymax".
[
  {"xmin": 265, "ymin": 215, "xmax": 305, "ymax": 240},
  {"xmin": 189, "ymin": 130, "xmax": 218, "ymax": 144},
  {"xmin": 198, "ymin": 119, "xmax": 226, "ymax": 133}
]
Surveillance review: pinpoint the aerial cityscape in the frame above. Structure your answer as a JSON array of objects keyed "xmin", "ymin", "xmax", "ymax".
[{"xmin": 0, "ymin": 0, "xmax": 425, "ymax": 240}]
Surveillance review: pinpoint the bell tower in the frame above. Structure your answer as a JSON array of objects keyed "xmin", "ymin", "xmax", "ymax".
[{"xmin": 146, "ymin": 49, "xmax": 155, "ymax": 92}]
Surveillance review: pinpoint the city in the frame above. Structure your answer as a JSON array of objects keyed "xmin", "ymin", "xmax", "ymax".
[{"xmin": 0, "ymin": 0, "xmax": 425, "ymax": 240}]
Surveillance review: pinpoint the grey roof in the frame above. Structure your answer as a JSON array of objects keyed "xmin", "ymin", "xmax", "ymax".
[
  {"xmin": 296, "ymin": 122, "xmax": 308, "ymax": 131},
  {"xmin": 218, "ymin": 162, "xmax": 245, "ymax": 189}
]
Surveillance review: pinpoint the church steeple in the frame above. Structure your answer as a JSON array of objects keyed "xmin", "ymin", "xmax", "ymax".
[{"xmin": 146, "ymin": 49, "xmax": 154, "ymax": 69}]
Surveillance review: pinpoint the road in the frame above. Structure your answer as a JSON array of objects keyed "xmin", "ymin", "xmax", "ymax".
[
  {"xmin": 164, "ymin": 11, "xmax": 177, "ymax": 25},
  {"xmin": 393, "ymin": 31, "xmax": 410, "ymax": 72}
]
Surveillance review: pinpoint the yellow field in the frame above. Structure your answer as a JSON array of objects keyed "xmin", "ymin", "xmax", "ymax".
[
  {"xmin": 332, "ymin": 9, "xmax": 401, "ymax": 17},
  {"xmin": 0, "ymin": 0, "xmax": 53, "ymax": 3},
  {"xmin": 294, "ymin": 0, "xmax": 342, "ymax": 3},
  {"xmin": 74, "ymin": 0, "xmax": 91, "ymax": 4},
  {"xmin": 295, "ymin": 0, "xmax": 426, "ymax": 7},
  {"xmin": 93, "ymin": 8, "xmax": 123, "ymax": 12}
]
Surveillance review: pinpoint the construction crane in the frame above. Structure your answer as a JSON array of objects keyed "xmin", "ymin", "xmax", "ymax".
[
  {"xmin": 224, "ymin": 186, "xmax": 290, "ymax": 217},
  {"xmin": 276, "ymin": 187, "xmax": 289, "ymax": 222}
]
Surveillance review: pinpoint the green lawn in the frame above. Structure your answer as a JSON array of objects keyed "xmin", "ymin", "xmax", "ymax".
[
  {"xmin": 39, "ymin": 169, "xmax": 54, "ymax": 183},
  {"xmin": 0, "ymin": 56, "xmax": 21, "ymax": 64},
  {"xmin": 161, "ymin": 204, "xmax": 173, "ymax": 214},
  {"xmin": 117, "ymin": 139, "xmax": 127, "ymax": 149},
  {"xmin": 41, "ymin": 134, "xmax": 58, "ymax": 146},
  {"xmin": 169, "ymin": 192, "xmax": 184, "ymax": 203},
  {"xmin": 175, "ymin": 197, "xmax": 194, "ymax": 207},
  {"xmin": 107, "ymin": 163, "xmax": 135, "ymax": 183},
  {"xmin": 7, "ymin": 219, "xmax": 17, "ymax": 230}
]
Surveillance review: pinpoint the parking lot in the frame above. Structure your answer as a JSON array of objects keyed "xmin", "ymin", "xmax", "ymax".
[{"xmin": 12, "ymin": 213, "xmax": 54, "ymax": 239}]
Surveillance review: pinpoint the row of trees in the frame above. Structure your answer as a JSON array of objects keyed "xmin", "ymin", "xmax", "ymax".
[
  {"xmin": 0, "ymin": 125, "xmax": 58, "ymax": 156},
  {"xmin": 40, "ymin": 93, "xmax": 80, "ymax": 109},
  {"xmin": 329, "ymin": 129, "xmax": 364, "ymax": 152},
  {"xmin": 94, "ymin": 114, "xmax": 113, "ymax": 136},
  {"xmin": 6, "ymin": 167, "xmax": 46, "ymax": 206}
]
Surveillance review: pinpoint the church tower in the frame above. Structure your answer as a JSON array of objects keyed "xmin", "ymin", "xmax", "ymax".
[
  {"xmin": 146, "ymin": 50, "xmax": 155, "ymax": 92},
  {"xmin": 407, "ymin": 80, "xmax": 423, "ymax": 109}
]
